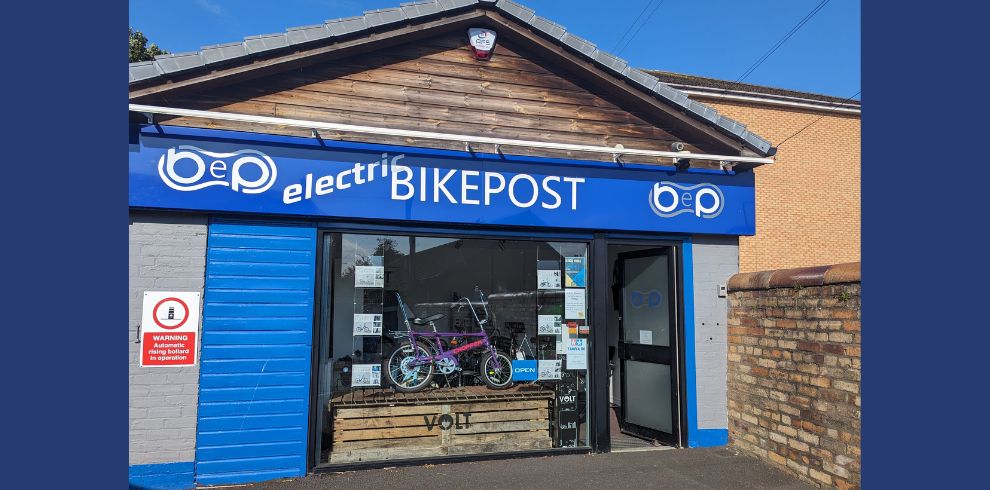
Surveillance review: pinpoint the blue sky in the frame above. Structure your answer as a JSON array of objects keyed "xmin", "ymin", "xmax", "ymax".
[{"xmin": 129, "ymin": 0, "xmax": 860, "ymax": 98}]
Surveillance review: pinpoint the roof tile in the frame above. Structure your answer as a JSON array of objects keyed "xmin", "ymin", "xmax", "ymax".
[
  {"xmin": 593, "ymin": 50, "xmax": 630, "ymax": 77},
  {"xmin": 626, "ymin": 68, "xmax": 660, "ymax": 92},
  {"xmin": 326, "ymin": 15, "xmax": 368, "ymax": 36},
  {"xmin": 560, "ymin": 32, "xmax": 597, "ymax": 59},
  {"xmin": 128, "ymin": 61, "xmax": 163, "ymax": 83},
  {"xmin": 529, "ymin": 16, "xmax": 566, "ymax": 40},
  {"xmin": 243, "ymin": 32, "xmax": 289, "ymax": 54},
  {"xmin": 153, "ymin": 51, "xmax": 206, "ymax": 74},
  {"xmin": 496, "ymin": 0, "xmax": 536, "ymax": 23},
  {"xmin": 400, "ymin": 1, "xmax": 444, "ymax": 19},
  {"xmin": 436, "ymin": 0, "xmax": 477, "ymax": 9},
  {"xmin": 286, "ymin": 24, "xmax": 334, "ymax": 46},
  {"xmin": 200, "ymin": 41, "xmax": 249, "ymax": 65},
  {"xmin": 363, "ymin": 7, "xmax": 407, "ymax": 28}
]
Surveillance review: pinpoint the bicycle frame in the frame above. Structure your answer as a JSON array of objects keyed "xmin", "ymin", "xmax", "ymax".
[{"xmin": 394, "ymin": 289, "xmax": 503, "ymax": 372}]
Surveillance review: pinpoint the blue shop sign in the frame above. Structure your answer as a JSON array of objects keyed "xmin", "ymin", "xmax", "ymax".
[{"xmin": 129, "ymin": 126, "xmax": 755, "ymax": 235}]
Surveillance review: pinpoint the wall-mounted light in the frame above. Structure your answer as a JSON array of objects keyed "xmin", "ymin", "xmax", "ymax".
[{"xmin": 467, "ymin": 27, "xmax": 497, "ymax": 60}]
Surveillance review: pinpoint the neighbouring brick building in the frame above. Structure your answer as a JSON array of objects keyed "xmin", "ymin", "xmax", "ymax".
[
  {"xmin": 726, "ymin": 263, "xmax": 861, "ymax": 489},
  {"xmin": 649, "ymin": 71, "xmax": 862, "ymax": 272}
]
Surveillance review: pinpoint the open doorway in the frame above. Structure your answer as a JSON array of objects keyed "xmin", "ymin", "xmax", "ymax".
[{"xmin": 606, "ymin": 243, "xmax": 682, "ymax": 451}]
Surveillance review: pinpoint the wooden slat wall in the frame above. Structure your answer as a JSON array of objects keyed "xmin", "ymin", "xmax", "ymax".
[{"xmin": 142, "ymin": 32, "xmax": 714, "ymax": 165}]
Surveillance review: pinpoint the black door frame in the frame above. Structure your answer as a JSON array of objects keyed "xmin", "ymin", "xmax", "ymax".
[
  {"xmin": 590, "ymin": 237, "xmax": 688, "ymax": 452},
  {"xmin": 615, "ymin": 247, "xmax": 679, "ymax": 445}
]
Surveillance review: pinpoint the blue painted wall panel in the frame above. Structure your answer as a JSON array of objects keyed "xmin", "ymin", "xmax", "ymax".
[
  {"xmin": 203, "ymin": 316, "xmax": 312, "ymax": 330},
  {"xmin": 197, "ymin": 427, "xmax": 307, "ymax": 446},
  {"xmin": 200, "ymin": 358, "xmax": 309, "ymax": 374},
  {"xmin": 198, "ymin": 385, "xmax": 309, "ymax": 403},
  {"xmin": 196, "ymin": 220, "xmax": 316, "ymax": 485},
  {"xmin": 204, "ymin": 276, "xmax": 314, "ymax": 290}
]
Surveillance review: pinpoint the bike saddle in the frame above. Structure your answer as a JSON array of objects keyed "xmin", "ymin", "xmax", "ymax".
[{"xmin": 412, "ymin": 313, "xmax": 445, "ymax": 325}]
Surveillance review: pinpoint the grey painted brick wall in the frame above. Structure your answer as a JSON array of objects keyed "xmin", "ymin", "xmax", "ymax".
[
  {"xmin": 129, "ymin": 211, "xmax": 208, "ymax": 466},
  {"xmin": 692, "ymin": 235, "xmax": 738, "ymax": 430}
]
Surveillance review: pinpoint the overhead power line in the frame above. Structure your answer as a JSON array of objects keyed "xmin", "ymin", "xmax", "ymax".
[
  {"xmin": 616, "ymin": 0, "xmax": 667, "ymax": 56},
  {"xmin": 776, "ymin": 90, "xmax": 861, "ymax": 148},
  {"xmin": 611, "ymin": 0, "xmax": 657, "ymax": 52},
  {"xmin": 736, "ymin": 0, "xmax": 831, "ymax": 82}
]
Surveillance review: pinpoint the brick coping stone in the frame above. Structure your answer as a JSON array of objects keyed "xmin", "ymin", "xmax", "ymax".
[{"xmin": 728, "ymin": 262, "xmax": 860, "ymax": 291}]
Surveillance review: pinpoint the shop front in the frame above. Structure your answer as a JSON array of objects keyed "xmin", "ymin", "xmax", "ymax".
[
  {"xmin": 128, "ymin": 2, "xmax": 775, "ymax": 485},
  {"xmin": 130, "ymin": 122, "xmax": 753, "ymax": 480}
]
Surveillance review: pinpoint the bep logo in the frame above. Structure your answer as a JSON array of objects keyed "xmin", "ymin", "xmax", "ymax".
[
  {"xmin": 630, "ymin": 289, "xmax": 663, "ymax": 309},
  {"xmin": 158, "ymin": 145, "xmax": 277, "ymax": 194},
  {"xmin": 649, "ymin": 181, "xmax": 724, "ymax": 218}
]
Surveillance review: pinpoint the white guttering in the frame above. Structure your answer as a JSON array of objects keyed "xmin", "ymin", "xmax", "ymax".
[
  {"xmin": 129, "ymin": 104, "xmax": 775, "ymax": 166},
  {"xmin": 673, "ymin": 87, "xmax": 861, "ymax": 114}
]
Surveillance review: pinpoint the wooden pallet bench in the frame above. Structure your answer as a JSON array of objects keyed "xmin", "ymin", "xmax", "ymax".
[{"xmin": 328, "ymin": 385, "xmax": 553, "ymax": 463}]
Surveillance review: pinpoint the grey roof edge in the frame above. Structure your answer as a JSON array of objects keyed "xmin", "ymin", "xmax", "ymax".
[
  {"xmin": 129, "ymin": 0, "xmax": 481, "ymax": 86},
  {"xmin": 128, "ymin": 0, "xmax": 774, "ymax": 155}
]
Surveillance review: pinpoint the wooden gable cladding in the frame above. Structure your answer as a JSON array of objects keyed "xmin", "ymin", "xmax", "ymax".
[{"xmin": 139, "ymin": 31, "xmax": 717, "ymax": 167}]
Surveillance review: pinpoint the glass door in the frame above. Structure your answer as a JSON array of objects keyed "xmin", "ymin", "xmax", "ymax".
[{"xmin": 616, "ymin": 247, "xmax": 679, "ymax": 445}]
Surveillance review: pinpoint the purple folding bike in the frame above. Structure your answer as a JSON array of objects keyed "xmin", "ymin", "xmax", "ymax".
[{"xmin": 385, "ymin": 287, "xmax": 513, "ymax": 392}]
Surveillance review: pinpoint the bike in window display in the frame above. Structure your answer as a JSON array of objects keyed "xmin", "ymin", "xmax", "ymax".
[{"xmin": 385, "ymin": 287, "xmax": 513, "ymax": 392}]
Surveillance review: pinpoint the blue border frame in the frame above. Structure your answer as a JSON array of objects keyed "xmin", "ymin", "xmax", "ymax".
[
  {"xmin": 682, "ymin": 239, "xmax": 700, "ymax": 447},
  {"xmin": 128, "ymin": 462, "xmax": 195, "ymax": 490}
]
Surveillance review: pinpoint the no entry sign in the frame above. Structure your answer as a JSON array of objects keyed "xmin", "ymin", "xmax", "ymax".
[{"xmin": 140, "ymin": 291, "xmax": 201, "ymax": 367}]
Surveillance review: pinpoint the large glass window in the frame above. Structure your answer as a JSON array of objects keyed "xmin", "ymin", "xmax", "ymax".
[{"xmin": 315, "ymin": 232, "xmax": 591, "ymax": 464}]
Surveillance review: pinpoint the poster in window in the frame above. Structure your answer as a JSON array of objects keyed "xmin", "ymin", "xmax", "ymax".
[
  {"xmin": 351, "ymin": 364, "xmax": 381, "ymax": 387},
  {"xmin": 353, "ymin": 313, "xmax": 383, "ymax": 336},
  {"xmin": 564, "ymin": 256, "xmax": 586, "ymax": 287},
  {"xmin": 538, "ymin": 269, "xmax": 561, "ymax": 290},
  {"xmin": 538, "ymin": 359, "xmax": 562, "ymax": 380},
  {"xmin": 564, "ymin": 288, "xmax": 586, "ymax": 319},
  {"xmin": 538, "ymin": 314, "xmax": 562, "ymax": 335},
  {"xmin": 354, "ymin": 265, "xmax": 384, "ymax": 288},
  {"xmin": 566, "ymin": 338, "xmax": 587, "ymax": 370}
]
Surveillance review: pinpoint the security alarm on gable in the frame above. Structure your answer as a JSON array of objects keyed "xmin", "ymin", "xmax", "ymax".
[{"xmin": 468, "ymin": 27, "xmax": 497, "ymax": 60}]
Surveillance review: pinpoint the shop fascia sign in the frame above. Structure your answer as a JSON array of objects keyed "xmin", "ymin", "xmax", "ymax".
[{"xmin": 131, "ymin": 127, "xmax": 754, "ymax": 235}]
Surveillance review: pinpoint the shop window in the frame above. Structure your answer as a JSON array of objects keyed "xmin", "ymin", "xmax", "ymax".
[{"xmin": 315, "ymin": 232, "xmax": 590, "ymax": 464}]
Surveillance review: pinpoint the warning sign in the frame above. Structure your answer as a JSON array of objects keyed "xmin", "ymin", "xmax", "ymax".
[{"xmin": 140, "ymin": 291, "xmax": 201, "ymax": 367}]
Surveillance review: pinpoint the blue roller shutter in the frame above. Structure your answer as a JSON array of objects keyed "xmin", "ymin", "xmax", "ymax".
[{"xmin": 195, "ymin": 220, "xmax": 316, "ymax": 485}]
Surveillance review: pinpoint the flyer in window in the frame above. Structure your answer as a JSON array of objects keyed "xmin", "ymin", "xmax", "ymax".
[
  {"xmin": 351, "ymin": 364, "xmax": 381, "ymax": 387},
  {"xmin": 566, "ymin": 338, "xmax": 587, "ymax": 370},
  {"xmin": 538, "ymin": 359, "xmax": 562, "ymax": 380},
  {"xmin": 538, "ymin": 314, "xmax": 562, "ymax": 335},
  {"xmin": 353, "ymin": 313, "xmax": 383, "ymax": 336},
  {"xmin": 354, "ymin": 265, "xmax": 384, "ymax": 288},
  {"xmin": 564, "ymin": 256, "xmax": 586, "ymax": 287},
  {"xmin": 537, "ymin": 269, "xmax": 561, "ymax": 290},
  {"xmin": 564, "ymin": 288, "xmax": 586, "ymax": 319}
]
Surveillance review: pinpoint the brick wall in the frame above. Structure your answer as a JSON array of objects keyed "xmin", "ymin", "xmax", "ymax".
[
  {"xmin": 726, "ymin": 263, "xmax": 861, "ymax": 489},
  {"xmin": 129, "ymin": 211, "xmax": 207, "ymax": 466},
  {"xmin": 699, "ymin": 98, "xmax": 861, "ymax": 273}
]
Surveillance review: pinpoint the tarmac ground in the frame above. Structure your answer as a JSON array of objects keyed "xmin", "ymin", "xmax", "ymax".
[{"xmin": 242, "ymin": 446, "xmax": 813, "ymax": 489}]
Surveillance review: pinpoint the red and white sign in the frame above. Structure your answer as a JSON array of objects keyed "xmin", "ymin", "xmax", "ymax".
[
  {"xmin": 467, "ymin": 27, "xmax": 497, "ymax": 60},
  {"xmin": 140, "ymin": 291, "xmax": 201, "ymax": 367}
]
